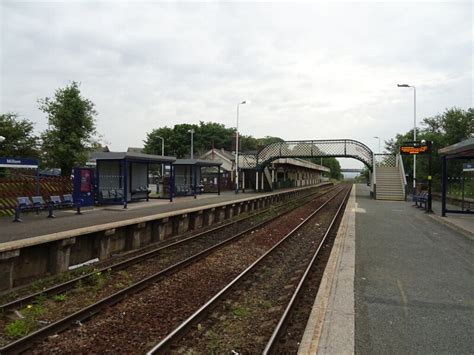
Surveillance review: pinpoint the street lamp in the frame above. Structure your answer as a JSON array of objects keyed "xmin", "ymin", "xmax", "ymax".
[
  {"xmin": 188, "ymin": 129, "xmax": 195, "ymax": 159},
  {"xmin": 235, "ymin": 100, "xmax": 249, "ymax": 194},
  {"xmin": 0, "ymin": 136, "xmax": 5, "ymax": 143},
  {"xmin": 397, "ymin": 84, "xmax": 417, "ymax": 189},
  {"xmin": 156, "ymin": 135, "xmax": 165, "ymax": 176},
  {"xmin": 373, "ymin": 136, "xmax": 381, "ymax": 154}
]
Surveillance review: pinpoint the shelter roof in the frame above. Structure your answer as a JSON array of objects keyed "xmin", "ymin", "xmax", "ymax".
[
  {"xmin": 174, "ymin": 159, "xmax": 222, "ymax": 167},
  {"xmin": 438, "ymin": 138, "xmax": 474, "ymax": 159},
  {"xmin": 91, "ymin": 151, "xmax": 176, "ymax": 163}
]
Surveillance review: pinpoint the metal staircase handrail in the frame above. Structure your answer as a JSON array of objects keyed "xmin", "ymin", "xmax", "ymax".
[{"xmin": 398, "ymin": 154, "xmax": 407, "ymax": 200}]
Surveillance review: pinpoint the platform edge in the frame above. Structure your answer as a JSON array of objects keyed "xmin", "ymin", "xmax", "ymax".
[{"xmin": 298, "ymin": 184, "xmax": 356, "ymax": 355}]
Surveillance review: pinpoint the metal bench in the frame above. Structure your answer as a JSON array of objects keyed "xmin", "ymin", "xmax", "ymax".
[
  {"xmin": 413, "ymin": 191, "xmax": 428, "ymax": 210},
  {"xmin": 62, "ymin": 194, "xmax": 75, "ymax": 207},
  {"xmin": 14, "ymin": 196, "xmax": 52, "ymax": 222},
  {"xmin": 17, "ymin": 197, "xmax": 35, "ymax": 212}
]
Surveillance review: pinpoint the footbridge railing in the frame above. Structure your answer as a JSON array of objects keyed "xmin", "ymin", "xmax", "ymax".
[{"xmin": 239, "ymin": 139, "xmax": 374, "ymax": 170}]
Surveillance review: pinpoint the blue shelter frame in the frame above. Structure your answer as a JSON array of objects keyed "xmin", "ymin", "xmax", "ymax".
[{"xmin": 92, "ymin": 151, "xmax": 176, "ymax": 207}]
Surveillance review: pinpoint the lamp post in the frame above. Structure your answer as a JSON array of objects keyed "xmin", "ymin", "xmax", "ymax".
[
  {"xmin": 235, "ymin": 100, "xmax": 248, "ymax": 194},
  {"xmin": 156, "ymin": 135, "xmax": 165, "ymax": 176},
  {"xmin": 397, "ymin": 83, "xmax": 417, "ymax": 189},
  {"xmin": 188, "ymin": 129, "xmax": 195, "ymax": 159},
  {"xmin": 373, "ymin": 136, "xmax": 381, "ymax": 154}
]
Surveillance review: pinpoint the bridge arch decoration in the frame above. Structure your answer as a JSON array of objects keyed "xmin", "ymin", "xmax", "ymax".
[{"xmin": 239, "ymin": 139, "xmax": 374, "ymax": 170}]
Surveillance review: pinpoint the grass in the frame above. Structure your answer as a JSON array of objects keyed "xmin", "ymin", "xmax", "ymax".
[
  {"xmin": 232, "ymin": 305, "xmax": 249, "ymax": 318},
  {"xmin": 5, "ymin": 303, "xmax": 46, "ymax": 338},
  {"xmin": 205, "ymin": 330, "xmax": 221, "ymax": 354},
  {"xmin": 117, "ymin": 270, "xmax": 134, "ymax": 286},
  {"xmin": 53, "ymin": 294, "xmax": 66, "ymax": 302},
  {"xmin": 5, "ymin": 318, "xmax": 35, "ymax": 338}
]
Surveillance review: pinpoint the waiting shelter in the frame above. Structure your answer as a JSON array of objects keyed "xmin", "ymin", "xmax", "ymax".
[
  {"xmin": 173, "ymin": 159, "xmax": 222, "ymax": 197},
  {"xmin": 439, "ymin": 138, "xmax": 474, "ymax": 216},
  {"xmin": 92, "ymin": 151, "xmax": 176, "ymax": 206}
]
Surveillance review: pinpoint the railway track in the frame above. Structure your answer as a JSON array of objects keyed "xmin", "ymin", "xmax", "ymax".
[
  {"xmin": 147, "ymin": 184, "xmax": 351, "ymax": 354},
  {"xmin": 0, "ymin": 184, "xmax": 331, "ymax": 313},
  {"xmin": 0, "ymin": 184, "xmax": 338, "ymax": 353}
]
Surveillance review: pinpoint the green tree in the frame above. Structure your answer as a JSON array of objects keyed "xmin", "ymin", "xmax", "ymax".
[
  {"xmin": 144, "ymin": 121, "xmax": 284, "ymax": 158},
  {"xmin": 39, "ymin": 82, "xmax": 97, "ymax": 176},
  {"xmin": 321, "ymin": 157, "xmax": 342, "ymax": 179},
  {"xmin": 0, "ymin": 113, "xmax": 39, "ymax": 158},
  {"xmin": 386, "ymin": 107, "xmax": 473, "ymax": 190},
  {"xmin": 239, "ymin": 135, "xmax": 258, "ymax": 152},
  {"xmin": 307, "ymin": 157, "xmax": 342, "ymax": 179}
]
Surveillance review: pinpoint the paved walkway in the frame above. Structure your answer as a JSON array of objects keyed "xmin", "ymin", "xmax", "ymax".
[
  {"xmin": 429, "ymin": 199, "xmax": 474, "ymax": 239},
  {"xmin": 0, "ymin": 191, "xmax": 263, "ymax": 243},
  {"xmin": 0, "ymin": 185, "xmax": 326, "ymax": 244},
  {"xmin": 355, "ymin": 184, "xmax": 474, "ymax": 354},
  {"xmin": 301, "ymin": 184, "xmax": 474, "ymax": 354}
]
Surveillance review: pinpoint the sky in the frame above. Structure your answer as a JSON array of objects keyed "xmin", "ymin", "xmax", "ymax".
[{"xmin": 1, "ymin": 1, "xmax": 472, "ymax": 168}]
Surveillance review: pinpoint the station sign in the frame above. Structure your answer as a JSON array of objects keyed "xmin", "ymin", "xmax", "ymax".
[
  {"xmin": 0, "ymin": 157, "xmax": 39, "ymax": 169},
  {"xmin": 399, "ymin": 141, "xmax": 431, "ymax": 155},
  {"xmin": 463, "ymin": 162, "xmax": 474, "ymax": 172}
]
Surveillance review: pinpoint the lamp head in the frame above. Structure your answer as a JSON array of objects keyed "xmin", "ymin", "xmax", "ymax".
[
  {"xmin": 397, "ymin": 84, "xmax": 410, "ymax": 87},
  {"xmin": 0, "ymin": 136, "xmax": 5, "ymax": 143}
]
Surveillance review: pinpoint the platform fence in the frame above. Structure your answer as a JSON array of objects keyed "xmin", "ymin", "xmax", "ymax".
[{"xmin": 0, "ymin": 176, "xmax": 73, "ymax": 216}]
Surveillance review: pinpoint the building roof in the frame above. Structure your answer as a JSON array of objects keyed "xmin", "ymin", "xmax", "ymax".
[
  {"xmin": 272, "ymin": 158, "xmax": 331, "ymax": 172},
  {"xmin": 174, "ymin": 159, "xmax": 222, "ymax": 167},
  {"xmin": 127, "ymin": 147, "xmax": 144, "ymax": 153},
  {"xmin": 91, "ymin": 151, "xmax": 176, "ymax": 163},
  {"xmin": 201, "ymin": 148, "xmax": 235, "ymax": 162},
  {"xmin": 438, "ymin": 138, "xmax": 474, "ymax": 158}
]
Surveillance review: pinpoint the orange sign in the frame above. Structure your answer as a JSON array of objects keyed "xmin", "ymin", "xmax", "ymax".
[{"xmin": 400, "ymin": 145, "xmax": 430, "ymax": 155}]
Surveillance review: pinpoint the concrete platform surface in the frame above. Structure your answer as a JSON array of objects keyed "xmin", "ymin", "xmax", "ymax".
[
  {"xmin": 429, "ymin": 199, "xmax": 474, "ymax": 239},
  {"xmin": 0, "ymin": 186, "xmax": 322, "ymax": 244},
  {"xmin": 355, "ymin": 184, "xmax": 474, "ymax": 354},
  {"xmin": 299, "ymin": 184, "xmax": 355, "ymax": 354}
]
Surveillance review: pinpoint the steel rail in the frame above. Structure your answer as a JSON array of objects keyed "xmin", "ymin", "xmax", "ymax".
[
  {"xmin": 146, "ymin": 185, "xmax": 348, "ymax": 354},
  {"xmin": 0, "ymin": 185, "xmax": 339, "ymax": 355},
  {"xmin": 263, "ymin": 185, "xmax": 352, "ymax": 354},
  {"xmin": 1, "ymin": 184, "xmax": 332, "ymax": 313}
]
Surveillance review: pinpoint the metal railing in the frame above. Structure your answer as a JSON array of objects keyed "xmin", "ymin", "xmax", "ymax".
[
  {"xmin": 374, "ymin": 154, "xmax": 397, "ymax": 167},
  {"xmin": 257, "ymin": 139, "xmax": 374, "ymax": 170},
  {"xmin": 398, "ymin": 154, "xmax": 407, "ymax": 200}
]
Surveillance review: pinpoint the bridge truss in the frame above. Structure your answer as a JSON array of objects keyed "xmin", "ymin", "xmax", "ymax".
[{"xmin": 239, "ymin": 139, "xmax": 374, "ymax": 170}]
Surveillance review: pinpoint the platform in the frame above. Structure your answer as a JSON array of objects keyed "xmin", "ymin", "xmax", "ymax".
[
  {"xmin": 301, "ymin": 184, "xmax": 474, "ymax": 354},
  {"xmin": 0, "ymin": 188, "xmax": 307, "ymax": 244}
]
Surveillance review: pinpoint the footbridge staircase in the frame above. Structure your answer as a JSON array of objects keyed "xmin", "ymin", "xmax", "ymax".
[{"xmin": 373, "ymin": 154, "xmax": 407, "ymax": 201}]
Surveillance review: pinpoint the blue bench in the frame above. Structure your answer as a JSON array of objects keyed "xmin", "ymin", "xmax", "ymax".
[
  {"xmin": 50, "ymin": 194, "xmax": 75, "ymax": 209},
  {"xmin": 413, "ymin": 191, "xmax": 428, "ymax": 210},
  {"xmin": 13, "ymin": 194, "xmax": 78, "ymax": 222},
  {"xmin": 17, "ymin": 197, "xmax": 36, "ymax": 213}
]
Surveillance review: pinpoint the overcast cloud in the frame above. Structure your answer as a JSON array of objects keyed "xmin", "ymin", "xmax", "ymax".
[{"xmin": 1, "ymin": 1, "xmax": 472, "ymax": 168}]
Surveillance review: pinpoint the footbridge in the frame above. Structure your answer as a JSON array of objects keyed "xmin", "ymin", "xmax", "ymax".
[
  {"xmin": 239, "ymin": 139, "xmax": 374, "ymax": 170},
  {"xmin": 238, "ymin": 139, "xmax": 406, "ymax": 201}
]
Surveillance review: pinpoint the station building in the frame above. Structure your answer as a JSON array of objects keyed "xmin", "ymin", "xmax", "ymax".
[{"xmin": 200, "ymin": 148, "xmax": 330, "ymax": 191}]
